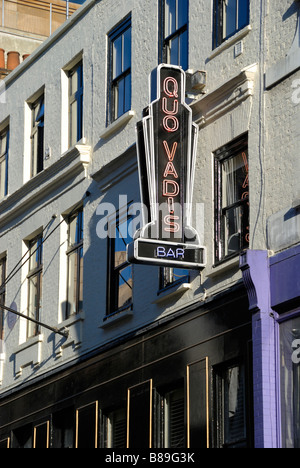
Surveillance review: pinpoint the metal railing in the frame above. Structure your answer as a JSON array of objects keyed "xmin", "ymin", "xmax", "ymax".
[{"xmin": 0, "ymin": 0, "xmax": 79, "ymax": 37}]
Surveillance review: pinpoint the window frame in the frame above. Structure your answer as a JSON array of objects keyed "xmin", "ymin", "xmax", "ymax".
[
  {"xmin": 214, "ymin": 134, "xmax": 249, "ymax": 264},
  {"xmin": 0, "ymin": 126, "xmax": 9, "ymax": 199},
  {"xmin": 68, "ymin": 61, "xmax": 83, "ymax": 147},
  {"xmin": 66, "ymin": 208, "xmax": 84, "ymax": 319},
  {"xmin": 27, "ymin": 234, "xmax": 43, "ymax": 338},
  {"xmin": 0, "ymin": 256, "xmax": 6, "ymax": 342},
  {"xmin": 160, "ymin": 0, "xmax": 189, "ymax": 70},
  {"xmin": 30, "ymin": 95, "xmax": 44, "ymax": 178},
  {"xmin": 107, "ymin": 207, "xmax": 133, "ymax": 317},
  {"xmin": 108, "ymin": 15, "xmax": 132, "ymax": 124},
  {"xmin": 214, "ymin": 361, "xmax": 247, "ymax": 448},
  {"xmin": 213, "ymin": 0, "xmax": 250, "ymax": 49},
  {"xmin": 159, "ymin": 267, "xmax": 190, "ymax": 291}
]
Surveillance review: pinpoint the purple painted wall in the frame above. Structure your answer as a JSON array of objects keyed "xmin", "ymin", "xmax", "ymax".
[{"xmin": 241, "ymin": 246, "xmax": 300, "ymax": 448}]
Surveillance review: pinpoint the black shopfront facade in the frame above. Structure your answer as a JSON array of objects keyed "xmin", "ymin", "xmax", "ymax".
[{"xmin": 0, "ymin": 286, "xmax": 253, "ymax": 449}]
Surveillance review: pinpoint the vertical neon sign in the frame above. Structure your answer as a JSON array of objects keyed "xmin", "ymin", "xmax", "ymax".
[{"xmin": 128, "ymin": 65, "xmax": 206, "ymax": 269}]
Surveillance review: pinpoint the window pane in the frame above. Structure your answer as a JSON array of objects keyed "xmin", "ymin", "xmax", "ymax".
[
  {"xmin": 238, "ymin": 0, "xmax": 249, "ymax": 30},
  {"xmin": 225, "ymin": 0, "xmax": 237, "ymax": 38},
  {"xmin": 179, "ymin": 29, "xmax": 188, "ymax": 70},
  {"xmin": 67, "ymin": 251, "xmax": 77, "ymax": 316},
  {"xmin": 71, "ymin": 101, "xmax": 78, "ymax": 147},
  {"xmin": 29, "ymin": 237, "xmax": 43, "ymax": 271},
  {"xmin": 71, "ymin": 70, "xmax": 78, "ymax": 96},
  {"xmin": 224, "ymin": 365, "xmax": 246, "ymax": 447},
  {"xmin": 117, "ymin": 77, "xmax": 125, "ymax": 119},
  {"xmin": 69, "ymin": 211, "xmax": 84, "ymax": 246},
  {"xmin": 0, "ymin": 133, "xmax": 7, "ymax": 156},
  {"xmin": 113, "ymin": 35, "xmax": 122, "ymax": 79},
  {"xmin": 223, "ymin": 205, "xmax": 242, "ymax": 257},
  {"xmin": 118, "ymin": 265, "xmax": 132, "ymax": 310},
  {"xmin": 165, "ymin": 388, "xmax": 185, "ymax": 448},
  {"xmin": 107, "ymin": 409, "xmax": 127, "ymax": 448},
  {"xmin": 178, "ymin": 0, "xmax": 188, "ymax": 30},
  {"xmin": 169, "ymin": 35, "xmax": 179, "ymax": 66},
  {"xmin": 0, "ymin": 158, "xmax": 6, "ymax": 199},
  {"xmin": 124, "ymin": 73, "xmax": 131, "ymax": 114},
  {"xmin": 28, "ymin": 274, "xmax": 39, "ymax": 337},
  {"xmin": 123, "ymin": 27, "xmax": 131, "ymax": 72},
  {"xmin": 115, "ymin": 217, "xmax": 132, "ymax": 268},
  {"xmin": 222, "ymin": 152, "xmax": 248, "ymax": 208},
  {"xmin": 165, "ymin": 0, "xmax": 176, "ymax": 37},
  {"xmin": 78, "ymin": 246, "xmax": 83, "ymax": 313}
]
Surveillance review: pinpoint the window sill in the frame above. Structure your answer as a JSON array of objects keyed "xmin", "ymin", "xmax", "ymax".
[
  {"xmin": 209, "ymin": 25, "xmax": 252, "ymax": 61},
  {"xmin": 100, "ymin": 309, "xmax": 133, "ymax": 329},
  {"xmin": 100, "ymin": 110, "xmax": 136, "ymax": 140},
  {"xmin": 54, "ymin": 312, "xmax": 85, "ymax": 358},
  {"xmin": 208, "ymin": 255, "xmax": 240, "ymax": 278},
  {"xmin": 153, "ymin": 283, "xmax": 192, "ymax": 305},
  {"xmin": 14, "ymin": 334, "xmax": 44, "ymax": 378}
]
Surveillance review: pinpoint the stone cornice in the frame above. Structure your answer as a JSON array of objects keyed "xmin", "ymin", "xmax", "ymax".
[{"xmin": 191, "ymin": 64, "xmax": 257, "ymax": 128}]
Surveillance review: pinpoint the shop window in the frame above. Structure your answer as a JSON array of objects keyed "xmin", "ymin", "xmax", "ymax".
[
  {"xmin": 164, "ymin": 387, "xmax": 185, "ymax": 448},
  {"xmin": 0, "ymin": 126, "xmax": 9, "ymax": 199},
  {"xmin": 0, "ymin": 255, "xmax": 6, "ymax": 343},
  {"xmin": 280, "ymin": 315, "xmax": 300, "ymax": 448},
  {"xmin": 33, "ymin": 421, "xmax": 50, "ymax": 449},
  {"xmin": 214, "ymin": 135, "xmax": 249, "ymax": 263},
  {"xmin": 27, "ymin": 234, "xmax": 43, "ymax": 338},
  {"xmin": 104, "ymin": 408, "xmax": 127, "ymax": 448},
  {"xmin": 214, "ymin": 363, "xmax": 247, "ymax": 448},
  {"xmin": 161, "ymin": 0, "xmax": 188, "ymax": 70},
  {"xmin": 108, "ymin": 16, "xmax": 132, "ymax": 122},
  {"xmin": 107, "ymin": 207, "xmax": 133, "ymax": 316},
  {"xmin": 75, "ymin": 402, "xmax": 99, "ymax": 449},
  {"xmin": 213, "ymin": 0, "xmax": 250, "ymax": 49},
  {"xmin": 30, "ymin": 95, "xmax": 44, "ymax": 178},
  {"xmin": 52, "ymin": 407, "xmax": 74, "ymax": 448},
  {"xmin": 66, "ymin": 208, "xmax": 84, "ymax": 318},
  {"xmin": 160, "ymin": 267, "xmax": 189, "ymax": 290},
  {"xmin": 69, "ymin": 61, "xmax": 83, "ymax": 147},
  {"xmin": 127, "ymin": 380, "xmax": 153, "ymax": 448}
]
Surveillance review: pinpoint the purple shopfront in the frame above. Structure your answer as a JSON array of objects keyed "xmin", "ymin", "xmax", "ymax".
[{"xmin": 241, "ymin": 245, "xmax": 300, "ymax": 448}]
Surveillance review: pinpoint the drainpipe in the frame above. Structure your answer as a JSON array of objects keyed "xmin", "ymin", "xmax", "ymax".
[
  {"xmin": 2, "ymin": 0, "xmax": 5, "ymax": 27},
  {"xmin": 66, "ymin": 0, "xmax": 69, "ymax": 19}
]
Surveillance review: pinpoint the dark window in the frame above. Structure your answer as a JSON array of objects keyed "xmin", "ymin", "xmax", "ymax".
[
  {"xmin": 69, "ymin": 61, "xmax": 83, "ymax": 147},
  {"xmin": 66, "ymin": 208, "xmax": 84, "ymax": 318},
  {"xmin": 0, "ymin": 256, "xmax": 6, "ymax": 343},
  {"xmin": 33, "ymin": 421, "xmax": 50, "ymax": 449},
  {"xmin": 160, "ymin": 267, "xmax": 189, "ymax": 290},
  {"xmin": 161, "ymin": 0, "xmax": 188, "ymax": 70},
  {"xmin": 214, "ymin": 363, "xmax": 247, "ymax": 448},
  {"xmin": 30, "ymin": 96, "xmax": 44, "ymax": 178},
  {"xmin": 52, "ymin": 407, "xmax": 74, "ymax": 449},
  {"xmin": 76, "ymin": 402, "xmax": 98, "ymax": 449},
  {"xmin": 0, "ymin": 127, "xmax": 9, "ymax": 199},
  {"xmin": 213, "ymin": 0, "xmax": 250, "ymax": 49},
  {"xmin": 109, "ymin": 17, "xmax": 132, "ymax": 122},
  {"xmin": 104, "ymin": 408, "xmax": 127, "ymax": 448},
  {"xmin": 214, "ymin": 135, "xmax": 249, "ymax": 262},
  {"xmin": 107, "ymin": 208, "xmax": 133, "ymax": 316},
  {"xmin": 164, "ymin": 387, "xmax": 185, "ymax": 448},
  {"xmin": 27, "ymin": 235, "xmax": 43, "ymax": 338}
]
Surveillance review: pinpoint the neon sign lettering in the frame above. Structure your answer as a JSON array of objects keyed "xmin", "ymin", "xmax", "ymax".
[
  {"xmin": 128, "ymin": 64, "xmax": 207, "ymax": 270},
  {"xmin": 156, "ymin": 246, "xmax": 185, "ymax": 259}
]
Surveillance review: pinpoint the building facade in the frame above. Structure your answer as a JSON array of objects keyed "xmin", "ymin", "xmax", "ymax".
[{"xmin": 0, "ymin": 0, "xmax": 299, "ymax": 449}]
